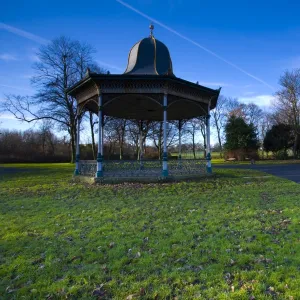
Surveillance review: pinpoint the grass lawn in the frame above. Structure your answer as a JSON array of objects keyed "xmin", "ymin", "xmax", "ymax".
[
  {"xmin": 170, "ymin": 152, "xmax": 222, "ymax": 160},
  {"xmin": 1, "ymin": 164, "xmax": 300, "ymax": 299},
  {"xmin": 170, "ymin": 152, "xmax": 300, "ymax": 165},
  {"xmin": 212, "ymin": 159, "xmax": 300, "ymax": 165}
]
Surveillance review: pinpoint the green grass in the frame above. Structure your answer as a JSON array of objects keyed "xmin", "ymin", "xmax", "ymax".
[
  {"xmin": 171, "ymin": 152, "xmax": 222, "ymax": 160},
  {"xmin": 212, "ymin": 159, "xmax": 300, "ymax": 165},
  {"xmin": 170, "ymin": 152, "xmax": 300, "ymax": 165},
  {"xmin": 1, "ymin": 164, "xmax": 300, "ymax": 299}
]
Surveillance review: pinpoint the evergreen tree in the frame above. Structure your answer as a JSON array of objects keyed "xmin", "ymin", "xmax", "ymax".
[
  {"xmin": 263, "ymin": 124, "xmax": 294, "ymax": 158},
  {"xmin": 224, "ymin": 116, "xmax": 259, "ymax": 151}
]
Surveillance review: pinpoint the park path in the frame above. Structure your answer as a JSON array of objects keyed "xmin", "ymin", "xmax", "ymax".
[{"xmin": 215, "ymin": 163, "xmax": 300, "ymax": 183}]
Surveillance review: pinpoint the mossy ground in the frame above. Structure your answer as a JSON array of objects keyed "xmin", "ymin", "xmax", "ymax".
[{"xmin": 1, "ymin": 163, "xmax": 300, "ymax": 299}]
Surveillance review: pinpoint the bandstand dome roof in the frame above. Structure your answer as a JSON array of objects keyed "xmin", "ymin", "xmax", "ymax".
[
  {"xmin": 67, "ymin": 24, "xmax": 221, "ymax": 121},
  {"xmin": 124, "ymin": 34, "xmax": 174, "ymax": 76}
]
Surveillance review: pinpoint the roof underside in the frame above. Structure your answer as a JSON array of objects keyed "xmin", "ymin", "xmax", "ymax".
[{"xmin": 68, "ymin": 74, "xmax": 220, "ymax": 121}]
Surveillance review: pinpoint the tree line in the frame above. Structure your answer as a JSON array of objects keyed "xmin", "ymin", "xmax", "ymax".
[
  {"xmin": 1, "ymin": 36, "xmax": 300, "ymax": 161},
  {"xmin": 0, "ymin": 122, "xmax": 70, "ymax": 162},
  {"xmin": 0, "ymin": 118, "xmax": 207, "ymax": 162},
  {"xmin": 221, "ymin": 70, "xmax": 300, "ymax": 160}
]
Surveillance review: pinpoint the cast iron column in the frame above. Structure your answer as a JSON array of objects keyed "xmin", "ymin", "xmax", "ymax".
[
  {"xmin": 178, "ymin": 119, "xmax": 182, "ymax": 168},
  {"xmin": 74, "ymin": 110, "xmax": 80, "ymax": 176},
  {"xmin": 162, "ymin": 93, "xmax": 168, "ymax": 177},
  {"xmin": 206, "ymin": 103, "xmax": 212, "ymax": 173},
  {"xmin": 139, "ymin": 120, "xmax": 144, "ymax": 170},
  {"xmin": 96, "ymin": 93, "xmax": 103, "ymax": 177}
]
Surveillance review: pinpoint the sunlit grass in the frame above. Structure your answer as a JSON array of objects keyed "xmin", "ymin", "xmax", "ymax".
[
  {"xmin": 169, "ymin": 152, "xmax": 300, "ymax": 165},
  {"xmin": 1, "ymin": 163, "xmax": 300, "ymax": 299}
]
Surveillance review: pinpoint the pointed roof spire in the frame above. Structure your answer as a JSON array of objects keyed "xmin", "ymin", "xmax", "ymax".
[
  {"xmin": 85, "ymin": 67, "xmax": 91, "ymax": 77},
  {"xmin": 149, "ymin": 23, "xmax": 154, "ymax": 38}
]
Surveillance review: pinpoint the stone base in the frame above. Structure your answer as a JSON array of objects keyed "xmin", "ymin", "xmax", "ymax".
[
  {"xmin": 95, "ymin": 170, "xmax": 103, "ymax": 178},
  {"xmin": 206, "ymin": 166, "xmax": 212, "ymax": 174},
  {"xmin": 162, "ymin": 169, "xmax": 169, "ymax": 177}
]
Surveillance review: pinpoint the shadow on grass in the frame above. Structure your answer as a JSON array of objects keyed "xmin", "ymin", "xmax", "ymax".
[
  {"xmin": 213, "ymin": 168, "xmax": 259, "ymax": 179},
  {"xmin": 0, "ymin": 165, "xmax": 73, "ymax": 185}
]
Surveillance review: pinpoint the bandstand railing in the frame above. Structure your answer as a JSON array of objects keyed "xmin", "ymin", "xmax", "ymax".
[
  {"xmin": 168, "ymin": 159, "xmax": 206, "ymax": 176},
  {"xmin": 79, "ymin": 159, "xmax": 207, "ymax": 178}
]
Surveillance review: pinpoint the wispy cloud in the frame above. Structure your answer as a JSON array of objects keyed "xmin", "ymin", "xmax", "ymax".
[
  {"xmin": 116, "ymin": 0, "xmax": 274, "ymax": 91},
  {"xmin": 243, "ymin": 84, "xmax": 254, "ymax": 88},
  {"xmin": 0, "ymin": 22, "xmax": 123, "ymax": 74},
  {"xmin": 0, "ymin": 84, "xmax": 33, "ymax": 92},
  {"xmin": 243, "ymin": 91, "xmax": 256, "ymax": 96},
  {"xmin": 21, "ymin": 74, "xmax": 34, "ymax": 79},
  {"xmin": 28, "ymin": 54, "xmax": 40, "ymax": 62},
  {"xmin": 198, "ymin": 81, "xmax": 231, "ymax": 87},
  {"xmin": 239, "ymin": 94, "xmax": 275, "ymax": 107},
  {"xmin": 97, "ymin": 60, "xmax": 123, "ymax": 72},
  {"xmin": 0, "ymin": 22, "xmax": 49, "ymax": 44},
  {"xmin": 0, "ymin": 113, "xmax": 16, "ymax": 120},
  {"xmin": 0, "ymin": 53, "xmax": 18, "ymax": 61}
]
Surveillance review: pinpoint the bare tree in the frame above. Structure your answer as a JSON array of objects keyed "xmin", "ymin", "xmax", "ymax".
[
  {"xmin": 0, "ymin": 128, "xmax": 69, "ymax": 162},
  {"xmin": 185, "ymin": 118, "xmax": 201, "ymax": 158},
  {"xmin": 38, "ymin": 120, "xmax": 56, "ymax": 156},
  {"xmin": 259, "ymin": 111, "xmax": 273, "ymax": 158},
  {"xmin": 127, "ymin": 121, "xmax": 140, "ymax": 158},
  {"xmin": 211, "ymin": 96, "xmax": 239, "ymax": 153},
  {"xmin": 126, "ymin": 120, "xmax": 153, "ymax": 159},
  {"xmin": 1, "ymin": 36, "xmax": 99, "ymax": 162},
  {"xmin": 228, "ymin": 101, "xmax": 264, "ymax": 133},
  {"xmin": 75, "ymin": 45, "xmax": 107, "ymax": 159},
  {"xmin": 243, "ymin": 103, "xmax": 263, "ymax": 127},
  {"xmin": 149, "ymin": 121, "xmax": 178, "ymax": 159},
  {"xmin": 273, "ymin": 69, "xmax": 300, "ymax": 158},
  {"xmin": 198, "ymin": 117, "xmax": 207, "ymax": 158},
  {"xmin": 86, "ymin": 112, "xmax": 96, "ymax": 159},
  {"xmin": 105, "ymin": 118, "xmax": 128, "ymax": 160}
]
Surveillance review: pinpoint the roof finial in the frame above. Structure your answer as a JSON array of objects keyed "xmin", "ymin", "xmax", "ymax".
[
  {"xmin": 149, "ymin": 23, "xmax": 154, "ymax": 37},
  {"xmin": 85, "ymin": 67, "xmax": 91, "ymax": 77}
]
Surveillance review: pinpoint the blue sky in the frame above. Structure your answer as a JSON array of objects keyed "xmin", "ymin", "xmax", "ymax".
[{"xmin": 1, "ymin": 0, "xmax": 299, "ymax": 133}]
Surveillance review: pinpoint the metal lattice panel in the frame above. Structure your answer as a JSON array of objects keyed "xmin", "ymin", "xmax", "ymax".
[
  {"xmin": 79, "ymin": 159, "xmax": 207, "ymax": 178},
  {"xmin": 168, "ymin": 159, "xmax": 207, "ymax": 176},
  {"xmin": 79, "ymin": 161, "xmax": 97, "ymax": 176}
]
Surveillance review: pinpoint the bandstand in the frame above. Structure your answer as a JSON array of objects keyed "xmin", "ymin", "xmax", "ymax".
[{"xmin": 67, "ymin": 25, "xmax": 221, "ymax": 181}]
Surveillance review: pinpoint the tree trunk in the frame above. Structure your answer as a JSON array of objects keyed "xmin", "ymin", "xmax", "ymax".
[
  {"xmin": 158, "ymin": 144, "xmax": 161, "ymax": 160},
  {"xmin": 143, "ymin": 140, "xmax": 146, "ymax": 155},
  {"xmin": 159, "ymin": 122, "xmax": 163, "ymax": 160},
  {"xmin": 119, "ymin": 134, "xmax": 124, "ymax": 160},
  {"xmin": 192, "ymin": 133, "xmax": 196, "ymax": 159},
  {"xmin": 135, "ymin": 144, "xmax": 139, "ymax": 160},
  {"xmin": 216, "ymin": 124, "xmax": 223, "ymax": 157},
  {"xmin": 203, "ymin": 141, "xmax": 207, "ymax": 158},
  {"xmin": 202, "ymin": 131, "xmax": 207, "ymax": 158},
  {"xmin": 89, "ymin": 112, "xmax": 96, "ymax": 160},
  {"xmin": 70, "ymin": 128, "xmax": 76, "ymax": 163},
  {"xmin": 293, "ymin": 132, "xmax": 299, "ymax": 159},
  {"xmin": 119, "ymin": 146, "xmax": 123, "ymax": 160},
  {"xmin": 118, "ymin": 120, "xmax": 127, "ymax": 160}
]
